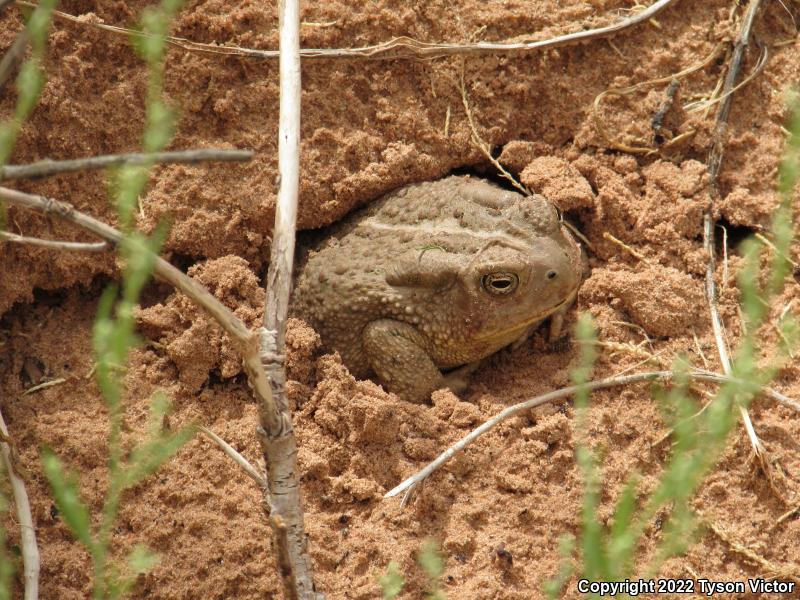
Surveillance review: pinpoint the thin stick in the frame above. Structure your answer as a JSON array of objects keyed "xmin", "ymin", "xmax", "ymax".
[
  {"xmin": 0, "ymin": 409, "xmax": 39, "ymax": 600},
  {"xmin": 0, "ymin": 148, "xmax": 254, "ymax": 180},
  {"xmin": 384, "ymin": 369, "xmax": 800, "ymax": 499},
  {"xmin": 199, "ymin": 426, "xmax": 266, "ymax": 489},
  {"xmin": 602, "ymin": 231, "xmax": 649, "ymax": 262},
  {"xmin": 256, "ymin": 0, "xmax": 319, "ymax": 597},
  {"xmin": 693, "ymin": 369, "xmax": 800, "ymax": 413},
  {"xmin": 459, "ymin": 63, "xmax": 529, "ymax": 196},
  {"xmin": 0, "ymin": 186, "xmax": 277, "ymax": 426},
  {"xmin": 21, "ymin": 377, "xmax": 66, "ymax": 395},
  {"xmin": 684, "ymin": 44, "xmax": 768, "ymax": 114},
  {"xmin": 703, "ymin": 0, "xmax": 766, "ymax": 462},
  {"xmin": 773, "ymin": 503, "xmax": 800, "ymax": 528},
  {"xmin": 1, "ymin": 231, "xmax": 109, "ymax": 252},
  {"xmin": 21, "ymin": 0, "xmax": 680, "ymax": 61}
]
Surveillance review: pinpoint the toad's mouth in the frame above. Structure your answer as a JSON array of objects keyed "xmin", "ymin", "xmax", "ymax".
[{"xmin": 473, "ymin": 285, "xmax": 579, "ymax": 343}]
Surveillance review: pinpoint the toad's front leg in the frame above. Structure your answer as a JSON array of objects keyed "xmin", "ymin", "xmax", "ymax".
[{"xmin": 362, "ymin": 319, "xmax": 446, "ymax": 403}]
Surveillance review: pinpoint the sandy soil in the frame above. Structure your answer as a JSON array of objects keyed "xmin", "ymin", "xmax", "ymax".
[{"xmin": 1, "ymin": 0, "xmax": 800, "ymax": 598}]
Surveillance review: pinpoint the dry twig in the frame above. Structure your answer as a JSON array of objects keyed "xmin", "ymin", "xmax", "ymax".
[
  {"xmin": 0, "ymin": 408, "xmax": 39, "ymax": 600},
  {"xmin": 703, "ymin": 0, "xmax": 769, "ymax": 469},
  {"xmin": 18, "ymin": 0, "xmax": 679, "ymax": 61},
  {"xmin": 255, "ymin": 0, "xmax": 320, "ymax": 596},
  {"xmin": 0, "ymin": 148, "xmax": 254, "ymax": 180},
  {"xmin": 199, "ymin": 426, "xmax": 266, "ymax": 490},
  {"xmin": 0, "ymin": 231, "xmax": 108, "ymax": 252}
]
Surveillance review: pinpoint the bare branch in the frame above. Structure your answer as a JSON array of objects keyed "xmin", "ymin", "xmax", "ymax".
[
  {"xmin": 22, "ymin": 0, "xmax": 680, "ymax": 61},
  {"xmin": 0, "ymin": 408, "xmax": 39, "ymax": 600},
  {"xmin": 255, "ymin": 0, "xmax": 320, "ymax": 596},
  {"xmin": 0, "ymin": 230, "xmax": 109, "ymax": 251},
  {"xmin": 0, "ymin": 148, "xmax": 254, "ymax": 181},
  {"xmin": 384, "ymin": 369, "xmax": 800, "ymax": 499},
  {"xmin": 199, "ymin": 426, "xmax": 266, "ymax": 490}
]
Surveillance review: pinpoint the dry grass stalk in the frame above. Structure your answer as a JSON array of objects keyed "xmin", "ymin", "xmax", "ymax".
[
  {"xmin": 17, "ymin": 0, "xmax": 679, "ymax": 61},
  {"xmin": 459, "ymin": 63, "xmax": 529, "ymax": 196},
  {"xmin": 703, "ymin": 0, "xmax": 771, "ymax": 474},
  {"xmin": 199, "ymin": 426, "xmax": 266, "ymax": 490},
  {"xmin": 21, "ymin": 377, "xmax": 66, "ymax": 395},
  {"xmin": 0, "ymin": 408, "xmax": 39, "ymax": 600},
  {"xmin": 651, "ymin": 392, "xmax": 714, "ymax": 448},
  {"xmin": 1, "ymin": 231, "xmax": 108, "ymax": 252},
  {"xmin": 772, "ymin": 503, "xmax": 800, "ymax": 528},
  {"xmin": 684, "ymin": 44, "xmax": 768, "ymax": 114},
  {"xmin": 692, "ymin": 330, "xmax": 710, "ymax": 368},
  {"xmin": 596, "ymin": 340, "xmax": 657, "ymax": 363},
  {"xmin": 754, "ymin": 232, "xmax": 800, "ymax": 269},
  {"xmin": 602, "ymin": 231, "xmax": 649, "ymax": 262}
]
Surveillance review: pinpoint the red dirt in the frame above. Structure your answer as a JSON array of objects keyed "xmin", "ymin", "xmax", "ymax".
[{"xmin": 2, "ymin": 0, "xmax": 800, "ymax": 598}]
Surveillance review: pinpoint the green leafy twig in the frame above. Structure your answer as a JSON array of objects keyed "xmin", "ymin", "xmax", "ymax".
[
  {"xmin": 0, "ymin": 2, "xmax": 56, "ymax": 597},
  {"xmin": 378, "ymin": 561, "xmax": 404, "ymax": 599},
  {"xmin": 32, "ymin": 1, "xmax": 201, "ymax": 598},
  {"xmin": 0, "ymin": 0, "xmax": 55, "ymax": 166},
  {"xmin": 418, "ymin": 539, "xmax": 446, "ymax": 600}
]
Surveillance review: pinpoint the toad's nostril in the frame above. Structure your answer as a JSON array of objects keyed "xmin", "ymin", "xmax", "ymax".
[{"xmin": 546, "ymin": 269, "xmax": 558, "ymax": 280}]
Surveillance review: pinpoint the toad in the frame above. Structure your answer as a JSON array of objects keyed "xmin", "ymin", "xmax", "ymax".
[{"xmin": 292, "ymin": 175, "xmax": 583, "ymax": 402}]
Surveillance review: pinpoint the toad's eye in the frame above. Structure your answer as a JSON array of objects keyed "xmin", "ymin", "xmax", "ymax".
[{"xmin": 481, "ymin": 272, "xmax": 519, "ymax": 295}]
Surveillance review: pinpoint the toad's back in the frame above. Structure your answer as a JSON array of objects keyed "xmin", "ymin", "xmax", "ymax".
[{"xmin": 292, "ymin": 175, "xmax": 583, "ymax": 401}]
